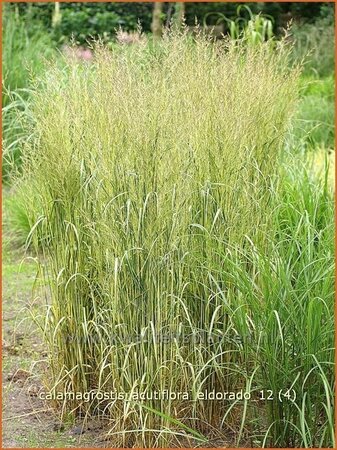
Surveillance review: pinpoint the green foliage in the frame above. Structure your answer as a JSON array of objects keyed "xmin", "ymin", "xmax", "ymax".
[
  {"xmin": 294, "ymin": 76, "xmax": 335, "ymax": 150},
  {"xmin": 2, "ymin": 5, "xmax": 55, "ymax": 105},
  {"xmin": 3, "ymin": 188, "xmax": 33, "ymax": 249},
  {"xmin": 291, "ymin": 18, "xmax": 335, "ymax": 77},
  {"xmin": 55, "ymin": 7, "xmax": 120, "ymax": 44},
  {"xmin": 2, "ymin": 5, "xmax": 56, "ymax": 180},
  {"xmin": 18, "ymin": 2, "xmax": 154, "ymax": 45},
  {"xmin": 187, "ymin": 2, "xmax": 332, "ymax": 30},
  {"xmin": 203, "ymin": 5, "xmax": 274, "ymax": 43},
  {"xmin": 6, "ymin": 2, "xmax": 334, "ymax": 44},
  {"xmin": 290, "ymin": 2, "xmax": 333, "ymax": 24}
]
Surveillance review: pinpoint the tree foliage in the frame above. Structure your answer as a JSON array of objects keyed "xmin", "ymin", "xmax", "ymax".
[{"xmin": 6, "ymin": 2, "xmax": 334, "ymax": 44}]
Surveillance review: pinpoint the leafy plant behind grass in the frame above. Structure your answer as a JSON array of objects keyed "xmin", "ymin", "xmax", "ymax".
[
  {"xmin": 2, "ymin": 5, "xmax": 56, "ymax": 180},
  {"xmin": 2, "ymin": 6, "xmax": 55, "ymax": 104},
  {"xmin": 290, "ymin": 18, "xmax": 335, "ymax": 78},
  {"xmin": 16, "ymin": 30, "xmax": 334, "ymax": 447},
  {"xmin": 293, "ymin": 75, "xmax": 335, "ymax": 151},
  {"xmin": 203, "ymin": 5, "xmax": 274, "ymax": 44},
  {"xmin": 289, "ymin": 16, "xmax": 335, "ymax": 155},
  {"xmin": 3, "ymin": 188, "xmax": 31, "ymax": 248}
]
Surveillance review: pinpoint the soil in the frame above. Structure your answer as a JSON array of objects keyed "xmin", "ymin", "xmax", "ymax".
[{"xmin": 2, "ymin": 245, "xmax": 107, "ymax": 448}]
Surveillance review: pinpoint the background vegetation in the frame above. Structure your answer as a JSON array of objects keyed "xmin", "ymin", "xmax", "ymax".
[{"xmin": 7, "ymin": 2, "xmax": 334, "ymax": 42}]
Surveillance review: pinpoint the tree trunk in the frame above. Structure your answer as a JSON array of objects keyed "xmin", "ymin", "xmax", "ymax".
[
  {"xmin": 174, "ymin": 2, "xmax": 185, "ymax": 29},
  {"xmin": 151, "ymin": 2, "xmax": 163, "ymax": 40},
  {"xmin": 52, "ymin": 2, "xmax": 62, "ymax": 28}
]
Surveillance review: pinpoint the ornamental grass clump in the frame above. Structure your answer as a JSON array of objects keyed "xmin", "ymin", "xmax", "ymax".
[{"xmin": 20, "ymin": 30, "xmax": 306, "ymax": 446}]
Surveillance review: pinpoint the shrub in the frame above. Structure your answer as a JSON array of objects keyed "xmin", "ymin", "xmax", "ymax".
[{"xmin": 17, "ymin": 31, "xmax": 334, "ymax": 448}]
